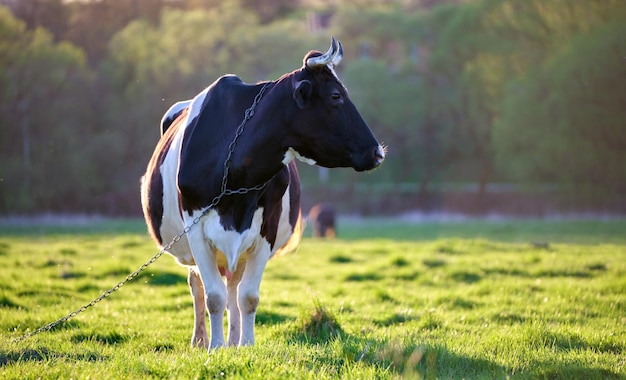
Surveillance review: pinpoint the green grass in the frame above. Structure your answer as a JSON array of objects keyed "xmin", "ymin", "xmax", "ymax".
[{"xmin": 0, "ymin": 218, "xmax": 624, "ymax": 379}]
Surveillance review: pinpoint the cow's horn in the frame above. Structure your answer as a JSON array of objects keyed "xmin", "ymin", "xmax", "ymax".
[
  {"xmin": 306, "ymin": 37, "xmax": 339, "ymax": 68},
  {"xmin": 331, "ymin": 40, "xmax": 343, "ymax": 66}
]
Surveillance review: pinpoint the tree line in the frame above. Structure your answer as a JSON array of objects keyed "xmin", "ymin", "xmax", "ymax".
[{"xmin": 1, "ymin": 0, "xmax": 624, "ymax": 215}]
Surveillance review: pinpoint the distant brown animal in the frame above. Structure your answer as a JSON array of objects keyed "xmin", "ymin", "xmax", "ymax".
[{"xmin": 309, "ymin": 203, "xmax": 336, "ymax": 238}]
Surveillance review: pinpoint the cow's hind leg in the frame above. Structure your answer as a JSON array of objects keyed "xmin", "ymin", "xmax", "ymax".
[
  {"xmin": 226, "ymin": 263, "xmax": 245, "ymax": 346},
  {"xmin": 238, "ymin": 246, "xmax": 272, "ymax": 346},
  {"xmin": 187, "ymin": 228, "xmax": 227, "ymax": 348},
  {"xmin": 188, "ymin": 267, "xmax": 209, "ymax": 348}
]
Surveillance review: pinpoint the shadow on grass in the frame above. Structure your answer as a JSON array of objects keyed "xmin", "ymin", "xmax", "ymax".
[
  {"xmin": 449, "ymin": 270, "xmax": 482, "ymax": 284},
  {"xmin": 0, "ymin": 294, "xmax": 22, "ymax": 309},
  {"xmin": 71, "ymin": 330, "xmax": 129, "ymax": 345},
  {"xmin": 373, "ymin": 312, "xmax": 418, "ymax": 327},
  {"xmin": 48, "ymin": 319, "xmax": 82, "ymax": 332},
  {"xmin": 281, "ymin": 299, "xmax": 624, "ymax": 379},
  {"xmin": 136, "ymin": 270, "xmax": 187, "ymax": 286},
  {"xmin": 255, "ymin": 310, "xmax": 290, "ymax": 326},
  {"xmin": 282, "ymin": 328, "xmax": 509, "ymax": 379},
  {"xmin": 0, "ymin": 347, "xmax": 104, "ymax": 367},
  {"xmin": 7, "ymin": 319, "xmax": 82, "ymax": 339},
  {"xmin": 525, "ymin": 363, "xmax": 623, "ymax": 380},
  {"xmin": 328, "ymin": 254, "xmax": 353, "ymax": 264},
  {"xmin": 363, "ymin": 342, "xmax": 509, "ymax": 379},
  {"xmin": 343, "ymin": 272, "xmax": 382, "ymax": 282},
  {"xmin": 286, "ymin": 333, "xmax": 624, "ymax": 380},
  {"xmin": 409, "ymin": 345, "xmax": 620, "ymax": 379},
  {"xmin": 484, "ymin": 264, "xmax": 606, "ymax": 280}
]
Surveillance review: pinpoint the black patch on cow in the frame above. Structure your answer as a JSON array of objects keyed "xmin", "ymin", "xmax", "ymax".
[
  {"xmin": 258, "ymin": 164, "xmax": 290, "ymax": 249},
  {"xmin": 213, "ymin": 191, "xmax": 262, "ymax": 233},
  {"xmin": 177, "ymin": 75, "xmax": 271, "ymax": 214}
]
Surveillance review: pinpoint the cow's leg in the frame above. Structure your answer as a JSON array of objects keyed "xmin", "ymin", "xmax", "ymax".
[
  {"xmin": 226, "ymin": 262, "xmax": 245, "ymax": 346},
  {"xmin": 188, "ymin": 267, "xmax": 209, "ymax": 348},
  {"xmin": 187, "ymin": 229, "xmax": 226, "ymax": 349},
  {"xmin": 238, "ymin": 246, "xmax": 271, "ymax": 346}
]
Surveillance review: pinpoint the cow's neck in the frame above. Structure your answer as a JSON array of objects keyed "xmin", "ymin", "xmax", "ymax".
[
  {"xmin": 213, "ymin": 90, "xmax": 292, "ymax": 232},
  {"xmin": 225, "ymin": 85, "xmax": 292, "ymax": 191},
  {"xmin": 178, "ymin": 81, "xmax": 293, "ymax": 216}
]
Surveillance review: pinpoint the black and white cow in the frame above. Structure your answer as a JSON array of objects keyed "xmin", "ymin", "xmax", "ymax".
[{"xmin": 140, "ymin": 38, "xmax": 385, "ymax": 349}]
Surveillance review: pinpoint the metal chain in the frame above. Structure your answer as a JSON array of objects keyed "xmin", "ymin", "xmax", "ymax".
[
  {"xmin": 220, "ymin": 83, "xmax": 270, "ymax": 196},
  {"xmin": 11, "ymin": 82, "xmax": 272, "ymax": 343}
]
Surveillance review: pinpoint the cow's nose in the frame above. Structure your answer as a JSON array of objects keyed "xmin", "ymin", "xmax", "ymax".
[
  {"xmin": 373, "ymin": 144, "xmax": 385, "ymax": 167},
  {"xmin": 352, "ymin": 144, "xmax": 385, "ymax": 171}
]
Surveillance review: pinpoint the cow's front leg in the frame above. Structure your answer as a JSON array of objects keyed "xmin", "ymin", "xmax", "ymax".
[
  {"xmin": 238, "ymin": 245, "xmax": 271, "ymax": 346},
  {"xmin": 187, "ymin": 228, "xmax": 226, "ymax": 349},
  {"xmin": 188, "ymin": 267, "xmax": 208, "ymax": 348},
  {"xmin": 226, "ymin": 262, "xmax": 244, "ymax": 346}
]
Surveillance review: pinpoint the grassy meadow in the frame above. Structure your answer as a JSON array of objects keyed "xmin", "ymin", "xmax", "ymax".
[{"xmin": 0, "ymin": 218, "xmax": 624, "ymax": 379}]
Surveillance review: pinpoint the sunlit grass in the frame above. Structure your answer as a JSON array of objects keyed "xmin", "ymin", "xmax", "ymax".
[{"xmin": 0, "ymin": 219, "xmax": 624, "ymax": 378}]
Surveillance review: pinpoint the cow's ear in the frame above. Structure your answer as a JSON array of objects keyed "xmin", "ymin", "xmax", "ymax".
[{"xmin": 293, "ymin": 80, "xmax": 312, "ymax": 109}]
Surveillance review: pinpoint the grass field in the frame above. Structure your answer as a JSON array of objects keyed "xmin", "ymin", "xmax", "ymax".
[{"xmin": 0, "ymin": 218, "xmax": 624, "ymax": 379}]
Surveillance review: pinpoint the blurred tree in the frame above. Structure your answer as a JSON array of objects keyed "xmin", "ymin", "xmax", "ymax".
[
  {"xmin": 2, "ymin": 0, "xmax": 625, "ymax": 214},
  {"xmin": 332, "ymin": 6, "xmax": 456, "ymax": 194},
  {"xmin": 3, "ymin": 0, "xmax": 169, "ymax": 66},
  {"xmin": 178, "ymin": 0, "xmax": 297, "ymax": 23},
  {"xmin": 64, "ymin": 0, "xmax": 167, "ymax": 65},
  {"xmin": 5, "ymin": 0, "xmax": 68, "ymax": 41},
  {"xmin": 241, "ymin": 0, "xmax": 298, "ymax": 24},
  {"xmin": 494, "ymin": 16, "xmax": 626, "ymax": 192},
  {"xmin": 0, "ymin": 6, "xmax": 94, "ymax": 212},
  {"xmin": 99, "ymin": 2, "xmax": 319, "ymax": 211},
  {"xmin": 428, "ymin": 1, "xmax": 511, "ymax": 194}
]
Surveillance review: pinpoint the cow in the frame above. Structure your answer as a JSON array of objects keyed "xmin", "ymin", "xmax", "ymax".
[
  {"xmin": 308, "ymin": 203, "xmax": 337, "ymax": 238},
  {"xmin": 140, "ymin": 37, "xmax": 385, "ymax": 349}
]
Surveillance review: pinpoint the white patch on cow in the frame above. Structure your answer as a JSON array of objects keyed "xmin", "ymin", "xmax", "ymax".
[
  {"xmin": 185, "ymin": 85, "xmax": 213, "ymax": 125},
  {"xmin": 161, "ymin": 100, "xmax": 191, "ymax": 128},
  {"xmin": 235, "ymin": 238, "xmax": 271, "ymax": 345},
  {"xmin": 328, "ymin": 64, "xmax": 349, "ymax": 94},
  {"xmin": 155, "ymin": 85, "xmax": 220, "ymax": 265},
  {"xmin": 197, "ymin": 207, "xmax": 265, "ymax": 274},
  {"xmin": 376, "ymin": 144, "xmax": 386, "ymax": 161},
  {"xmin": 273, "ymin": 184, "xmax": 295, "ymax": 252},
  {"xmin": 282, "ymin": 147, "xmax": 316, "ymax": 166},
  {"xmin": 157, "ymin": 125, "xmax": 195, "ymax": 265},
  {"xmin": 175, "ymin": 205, "xmax": 275, "ymax": 347}
]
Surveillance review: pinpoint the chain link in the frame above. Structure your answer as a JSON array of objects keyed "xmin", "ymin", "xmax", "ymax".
[
  {"xmin": 11, "ymin": 82, "xmax": 272, "ymax": 343},
  {"xmin": 221, "ymin": 83, "xmax": 270, "ymax": 196}
]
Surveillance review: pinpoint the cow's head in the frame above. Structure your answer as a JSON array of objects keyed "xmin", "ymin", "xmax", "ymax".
[{"xmin": 283, "ymin": 37, "xmax": 385, "ymax": 172}]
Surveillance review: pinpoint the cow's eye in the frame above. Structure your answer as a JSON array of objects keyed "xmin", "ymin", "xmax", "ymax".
[{"xmin": 330, "ymin": 91, "xmax": 343, "ymax": 104}]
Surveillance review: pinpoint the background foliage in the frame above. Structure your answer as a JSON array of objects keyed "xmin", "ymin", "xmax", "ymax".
[{"xmin": 1, "ymin": 0, "xmax": 625, "ymax": 214}]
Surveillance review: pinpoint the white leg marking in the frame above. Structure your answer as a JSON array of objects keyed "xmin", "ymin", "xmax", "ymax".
[
  {"xmin": 226, "ymin": 262, "xmax": 244, "ymax": 346},
  {"xmin": 188, "ymin": 267, "xmax": 208, "ymax": 348},
  {"xmin": 238, "ymin": 242, "xmax": 272, "ymax": 346},
  {"xmin": 184, "ymin": 208, "xmax": 272, "ymax": 347},
  {"xmin": 186, "ymin": 226, "xmax": 226, "ymax": 349}
]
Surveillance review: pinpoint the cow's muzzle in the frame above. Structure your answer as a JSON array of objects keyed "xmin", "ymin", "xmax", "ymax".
[{"xmin": 353, "ymin": 144, "xmax": 385, "ymax": 172}]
